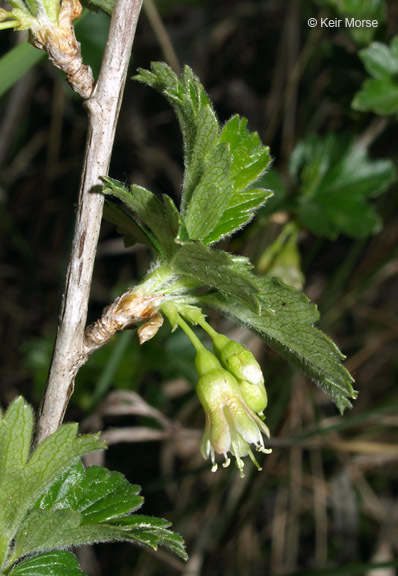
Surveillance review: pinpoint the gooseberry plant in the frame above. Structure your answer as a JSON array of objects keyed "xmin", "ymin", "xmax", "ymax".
[{"xmin": 0, "ymin": 1, "xmax": 359, "ymax": 573}]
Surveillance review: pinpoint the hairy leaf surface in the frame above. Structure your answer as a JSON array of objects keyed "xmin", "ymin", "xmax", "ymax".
[
  {"xmin": 8, "ymin": 551, "xmax": 86, "ymax": 576},
  {"xmin": 0, "ymin": 398, "xmax": 187, "ymax": 572},
  {"xmin": 134, "ymin": 63, "xmax": 271, "ymax": 243},
  {"xmin": 203, "ymin": 277, "xmax": 357, "ymax": 413}
]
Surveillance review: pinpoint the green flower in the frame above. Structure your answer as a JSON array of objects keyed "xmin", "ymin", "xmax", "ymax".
[
  {"xmin": 197, "ymin": 319, "xmax": 268, "ymax": 416},
  {"xmin": 195, "ymin": 347, "xmax": 271, "ymax": 477},
  {"xmin": 201, "ymin": 322, "xmax": 264, "ymax": 387},
  {"xmin": 239, "ymin": 380, "xmax": 268, "ymax": 415},
  {"xmin": 175, "ymin": 314, "xmax": 272, "ymax": 477}
]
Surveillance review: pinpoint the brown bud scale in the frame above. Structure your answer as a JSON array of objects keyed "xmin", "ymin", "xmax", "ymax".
[
  {"xmin": 84, "ymin": 291, "xmax": 164, "ymax": 354},
  {"xmin": 29, "ymin": 0, "xmax": 94, "ymax": 99}
]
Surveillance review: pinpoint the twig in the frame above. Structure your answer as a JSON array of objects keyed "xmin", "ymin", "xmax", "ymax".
[{"xmin": 36, "ymin": 0, "xmax": 144, "ymax": 444}]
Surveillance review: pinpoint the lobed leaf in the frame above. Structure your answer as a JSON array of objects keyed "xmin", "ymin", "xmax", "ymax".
[
  {"xmin": 0, "ymin": 401, "xmax": 103, "ymax": 539},
  {"xmin": 24, "ymin": 424, "xmax": 104, "ymax": 513},
  {"xmin": 103, "ymin": 200, "xmax": 156, "ymax": 249},
  {"xmin": 13, "ymin": 507, "xmax": 187, "ymax": 562},
  {"xmin": 0, "ymin": 398, "xmax": 34, "ymax": 532},
  {"xmin": 102, "ymin": 177, "xmax": 179, "ymax": 258},
  {"xmin": 8, "ymin": 551, "xmax": 86, "ymax": 576},
  {"xmin": 352, "ymin": 36, "xmax": 398, "ymax": 116},
  {"xmin": 218, "ymin": 115, "xmax": 271, "ymax": 192},
  {"xmin": 35, "ymin": 463, "xmax": 144, "ymax": 524},
  {"xmin": 203, "ymin": 276, "xmax": 357, "ymax": 413},
  {"xmin": 134, "ymin": 63, "xmax": 272, "ymax": 244},
  {"xmin": 352, "ymin": 78, "xmax": 398, "ymax": 116},
  {"xmin": 358, "ymin": 37, "xmax": 398, "ymax": 79},
  {"xmin": 135, "ymin": 62, "xmax": 218, "ymax": 213},
  {"xmin": 202, "ymin": 115, "xmax": 272, "ymax": 244},
  {"xmin": 0, "ymin": 399, "xmax": 187, "ymax": 571},
  {"xmin": 204, "ymin": 187, "xmax": 273, "ymax": 245},
  {"xmin": 29, "ymin": 461, "xmax": 187, "ymax": 561},
  {"xmin": 290, "ymin": 133, "xmax": 395, "ymax": 239}
]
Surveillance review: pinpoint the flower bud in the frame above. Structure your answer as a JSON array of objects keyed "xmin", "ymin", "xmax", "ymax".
[{"xmin": 211, "ymin": 332, "xmax": 264, "ymax": 387}]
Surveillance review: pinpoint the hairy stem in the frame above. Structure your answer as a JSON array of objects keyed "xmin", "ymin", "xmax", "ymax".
[{"xmin": 36, "ymin": 0, "xmax": 144, "ymax": 444}]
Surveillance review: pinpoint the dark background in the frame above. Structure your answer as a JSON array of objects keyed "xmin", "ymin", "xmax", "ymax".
[{"xmin": 0, "ymin": 1, "xmax": 397, "ymax": 575}]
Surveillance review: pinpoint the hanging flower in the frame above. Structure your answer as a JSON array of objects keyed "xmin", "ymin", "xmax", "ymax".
[
  {"xmin": 174, "ymin": 313, "xmax": 272, "ymax": 477},
  {"xmin": 196, "ymin": 355, "xmax": 271, "ymax": 477},
  {"xmin": 196, "ymin": 319, "xmax": 268, "ymax": 416}
]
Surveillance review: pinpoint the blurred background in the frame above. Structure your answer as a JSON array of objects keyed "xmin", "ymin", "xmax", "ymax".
[{"xmin": 0, "ymin": 0, "xmax": 397, "ymax": 574}]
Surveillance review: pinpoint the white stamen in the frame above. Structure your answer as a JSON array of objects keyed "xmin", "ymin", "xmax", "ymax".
[{"xmin": 256, "ymin": 444, "xmax": 272, "ymax": 454}]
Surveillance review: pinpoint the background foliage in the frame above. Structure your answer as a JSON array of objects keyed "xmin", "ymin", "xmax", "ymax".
[{"xmin": 0, "ymin": 0, "xmax": 397, "ymax": 575}]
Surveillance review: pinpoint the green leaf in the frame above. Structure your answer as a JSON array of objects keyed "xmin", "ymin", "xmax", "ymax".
[
  {"xmin": 204, "ymin": 187, "xmax": 273, "ymax": 245},
  {"xmin": 203, "ymin": 115, "xmax": 272, "ymax": 244},
  {"xmin": 0, "ymin": 398, "xmax": 34, "ymax": 531},
  {"xmin": 9, "ymin": 551, "xmax": 86, "ymax": 576},
  {"xmin": 184, "ymin": 142, "xmax": 233, "ymax": 240},
  {"xmin": 32, "ymin": 462, "xmax": 187, "ymax": 560},
  {"xmin": 290, "ymin": 133, "xmax": 395, "ymax": 239},
  {"xmin": 352, "ymin": 78, "xmax": 398, "ymax": 115},
  {"xmin": 102, "ymin": 177, "xmax": 179, "ymax": 258},
  {"xmin": 172, "ymin": 243, "xmax": 260, "ymax": 311},
  {"xmin": 218, "ymin": 115, "xmax": 271, "ymax": 191},
  {"xmin": 0, "ymin": 398, "xmax": 105, "ymax": 571},
  {"xmin": 358, "ymin": 37, "xmax": 398, "ymax": 79},
  {"xmin": 35, "ymin": 463, "xmax": 144, "ymax": 524},
  {"xmin": 203, "ymin": 276, "xmax": 357, "ymax": 413},
  {"xmin": 0, "ymin": 398, "xmax": 187, "ymax": 570},
  {"xmin": 352, "ymin": 37, "xmax": 398, "ymax": 116},
  {"xmin": 13, "ymin": 507, "xmax": 188, "ymax": 562},
  {"xmin": 13, "ymin": 509, "xmax": 87, "ymax": 557},
  {"xmin": 134, "ymin": 64, "xmax": 272, "ymax": 244},
  {"xmin": 24, "ymin": 425, "xmax": 104, "ymax": 514},
  {"xmin": 135, "ymin": 63, "xmax": 219, "ymax": 214},
  {"xmin": 103, "ymin": 200, "xmax": 157, "ymax": 249}
]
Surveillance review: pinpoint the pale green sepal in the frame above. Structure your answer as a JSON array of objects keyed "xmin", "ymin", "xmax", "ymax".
[{"xmin": 239, "ymin": 381, "xmax": 268, "ymax": 414}]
